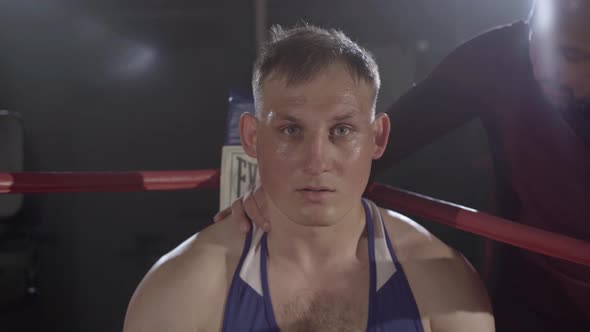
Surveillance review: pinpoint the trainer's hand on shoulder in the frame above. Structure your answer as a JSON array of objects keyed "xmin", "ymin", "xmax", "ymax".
[
  {"xmin": 213, "ymin": 185, "xmax": 271, "ymax": 233},
  {"xmin": 245, "ymin": 185, "xmax": 271, "ymax": 232},
  {"xmin": 213, "ymin": 206, "xmax": 232, "ymax": 223}
]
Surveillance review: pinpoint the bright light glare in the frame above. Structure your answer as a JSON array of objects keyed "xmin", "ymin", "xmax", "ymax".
[{"xmin": 535, "ymin": 0, "xmax": 555, "ymax": 33}]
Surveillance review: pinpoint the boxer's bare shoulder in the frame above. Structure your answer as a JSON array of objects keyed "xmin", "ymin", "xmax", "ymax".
[
  {"xmin": 379, "ymin": 207, "xmax": 495, "ymax": 332},
  {"xmin": 123, "ymin": 216, "xmax": 246, "ymax": 332}
]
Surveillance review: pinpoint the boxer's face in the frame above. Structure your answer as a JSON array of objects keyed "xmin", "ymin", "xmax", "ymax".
[
  {"xmin": 529, "ymin": 1, "xmax": 590, "ymax": 111},
  {"xmin": 241, "ymin": 63, "xmax": 389, "ymax": 226}
]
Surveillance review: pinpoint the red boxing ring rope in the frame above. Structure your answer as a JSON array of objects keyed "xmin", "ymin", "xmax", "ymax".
[
  {"xmin": 1, "ymin": 170, "xmax": 588, "ymax": 267},
  {"xmin": 0, "ymin": 170, "xmax": 220, "ymax": 194},
  {"xmin": 364, "ymin": 183, "xmax": 590, "ymax": 268}
]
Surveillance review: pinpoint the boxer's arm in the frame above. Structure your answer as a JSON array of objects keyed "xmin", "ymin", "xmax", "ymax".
[
  {"xmin": 123, "ymin": 235, "xmax": 228, "ymax": 332},
  {"xmin": 427, "ymin": 254, "xmax": 495, "ymax": 332},
  {"xmin": 373, "ymin": 32, "xmax": 494, "ymax": 174},
  {"xmin": 381, "ymin": 209, "xmax": 494, "ymax": 331},
  {"xmin": 403, "ymin": 249, "xmax": 495, "ymax": 332}
]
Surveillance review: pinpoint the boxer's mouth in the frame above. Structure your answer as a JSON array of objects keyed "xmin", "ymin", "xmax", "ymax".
[{"xmin": 297, "ymin": 186, "xmax": 335, "ymax": 192}]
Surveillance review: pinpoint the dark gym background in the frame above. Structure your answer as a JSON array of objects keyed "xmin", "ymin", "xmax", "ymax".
[{"xmin": 0, "ymin": 1, "xmax": 532, "ymax": 331}]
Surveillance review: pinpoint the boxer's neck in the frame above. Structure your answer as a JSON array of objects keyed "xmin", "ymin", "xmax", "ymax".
[{"xmin": 264, "ymin": 200, "xmax": 368, "ymax": 272}]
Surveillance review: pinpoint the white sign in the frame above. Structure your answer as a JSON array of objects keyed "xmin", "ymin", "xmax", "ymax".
[{"xmin": 219, "ymin": 145, "xmax": 260, "ymax": 210}]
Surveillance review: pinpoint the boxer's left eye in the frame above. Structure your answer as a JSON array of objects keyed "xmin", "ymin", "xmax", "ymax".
[{"xmin": 331, "ymin": 125, "xmax": 352, "ymax": 137}]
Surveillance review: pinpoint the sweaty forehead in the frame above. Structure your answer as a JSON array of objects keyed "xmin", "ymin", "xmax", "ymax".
[
  {"xmin": 268, "ymin": 88, "xmax": 366, "ymax": 108},
  {"xmin": 260, "ymin": 66, "xmax": 374, "ymax": 111}
]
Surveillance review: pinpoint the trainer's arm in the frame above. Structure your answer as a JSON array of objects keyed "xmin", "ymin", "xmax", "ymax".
[{"xmin": 374, "ymin": 33, "xmax": 494, "ymax": 173}]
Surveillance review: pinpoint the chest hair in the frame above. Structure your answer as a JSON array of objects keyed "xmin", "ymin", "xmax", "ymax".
[{"xmin": 275, "ymin": 291, "xmax": 368, "ymax": 332}]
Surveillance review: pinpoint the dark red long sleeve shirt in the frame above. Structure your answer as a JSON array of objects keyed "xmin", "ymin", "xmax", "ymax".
[{"xmin": 377, "ymin": 21, "xmax": 590, "ymax": 328}]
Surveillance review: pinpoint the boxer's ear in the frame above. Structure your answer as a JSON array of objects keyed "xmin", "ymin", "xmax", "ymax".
[
  {"xmin": 371, "ymin": 112, "xmax": 390, "ymax": 159},
  {"xmin": 240, "ymin": 112, "xmax": 258, "ymax": 158}
]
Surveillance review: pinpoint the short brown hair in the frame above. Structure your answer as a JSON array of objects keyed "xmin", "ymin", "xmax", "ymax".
[{"xmin": 252, "ymin": 24, "xmax": 380, "ymax": 113}]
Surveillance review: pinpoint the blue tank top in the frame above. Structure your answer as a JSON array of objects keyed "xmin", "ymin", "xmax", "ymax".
[{"xmin": 222, "ymin": 199, "xmax": 425, "ymax": 331}]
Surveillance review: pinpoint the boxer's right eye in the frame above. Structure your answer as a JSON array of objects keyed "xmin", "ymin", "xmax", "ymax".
[{"xmin": 280, "ymin": 125, "xmax": 301, "ymax": 136}]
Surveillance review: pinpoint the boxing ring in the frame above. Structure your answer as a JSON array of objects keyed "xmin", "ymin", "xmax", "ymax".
[{"xmin": 1, "ymin": 169, "xmax": 589, "ymax": 268}]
